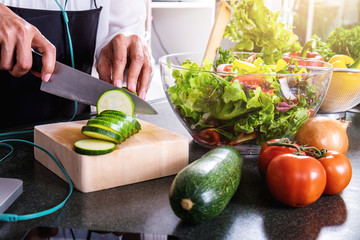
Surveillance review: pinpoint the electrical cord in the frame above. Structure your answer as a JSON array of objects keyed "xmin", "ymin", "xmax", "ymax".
[
  {"xmin": 0, "ymin": 0, "xmax": 79, "ymax": 222},
  {"xmin": 0, "ymin": 139, "xmax": 73, "ymax": 222}
]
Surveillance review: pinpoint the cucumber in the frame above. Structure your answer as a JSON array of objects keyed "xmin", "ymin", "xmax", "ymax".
[
  {"xmin": 81, "ymin": 125, "xmax": 124, "ymax": 144},
  {"xmin": 97, "ymin": 89, "xmax": 134, "ymax": 116},
  {"xmin": 94, "ymin": 116, "xmax": 136, "ymax": 137},
  {"xmin": 87, "ymin": 118, "xmax": 124, "ymax": 133},
  {"xmin": 99, "ymin": 110, "xmax": 141, "ymax": 131},
  {"xmin": 169, "ymin": 145, "xmax": 243, "ymax": 224},
  {"xmin": 74, "ymin": 139, "xmax": 116, "ymax": 155},
  {"xmin": 86, "ymin": 118, "xmax": 130, "ymax": 139}
]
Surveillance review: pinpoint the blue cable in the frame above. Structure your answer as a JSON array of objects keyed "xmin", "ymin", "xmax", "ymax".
[
  {"xmin": 0, "ymin": 0, "xmax": 80, "ymax": 222},
  {"xmin": 54, "ymin": 0, "xmax": 78, "ymax": 122},
  {"xmin": 0, "ymin": 139, "xmax": 73, "ymax": 222},
  {"xmin": 54, "ymin": 0, "xmax": 74, "ymax": 68}
]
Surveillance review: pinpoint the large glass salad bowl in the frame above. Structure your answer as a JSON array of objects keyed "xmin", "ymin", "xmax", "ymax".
[{"xmin": 159, "ymin": 52, "xmax": 333, "ymax": 154}]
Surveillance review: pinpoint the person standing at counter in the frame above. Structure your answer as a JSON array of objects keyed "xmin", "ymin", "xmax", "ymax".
[{"xmin": 0, "ymin": 0, "xmax": 152, "ymax": 129}]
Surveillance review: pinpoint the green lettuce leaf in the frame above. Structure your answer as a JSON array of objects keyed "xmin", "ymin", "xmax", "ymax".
[{"xmin": 224, "ymin": 0, "xmax": 301, "ymax": 63}]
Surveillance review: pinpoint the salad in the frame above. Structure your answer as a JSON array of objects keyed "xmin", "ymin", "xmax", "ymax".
[{"xmin": 167, "ymin": 49, "xmax": 328, "ymax": 147}]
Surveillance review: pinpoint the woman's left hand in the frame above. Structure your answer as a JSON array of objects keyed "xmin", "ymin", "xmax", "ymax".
[{"xmin": 97, "ymin": 33, "xmax": 152, "ymax": 100}]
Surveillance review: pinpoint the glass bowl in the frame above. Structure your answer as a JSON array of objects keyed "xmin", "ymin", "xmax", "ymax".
[{"xmin": 159, "ymin": 52, "xmax": 333, "ymax": 154}]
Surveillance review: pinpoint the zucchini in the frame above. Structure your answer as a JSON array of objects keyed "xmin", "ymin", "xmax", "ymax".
[
  {"xmin": 86, "ymin": 118, "xmax": 129, "ymax": 139},
  {"xmin": 100, "ymin": 110, "xmax": 141, "ymax": 131},
  {"xmin": 81, "ymin": 125, "xmax": 124, "ymax": 144},
  {"xmin": 169, "ymin": 145, "xmax": 243, "ymax": 224},
  {"xmin": 97, "ymin": 89, "xmax": 134, "ymax": 116},
  {"xmin": 87, "ymin": 118, "xmax": 124, "ymax": 133},
  {"xmin": 74, "ymin": 139, "xmax": 116, "ymax": 155},
  {"xmin": 94, "ymin": 116, "xmax": 136, "ymax": 137}
]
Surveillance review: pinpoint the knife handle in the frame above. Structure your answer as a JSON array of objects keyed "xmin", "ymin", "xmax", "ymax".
[{"xmin": 31, "ymin": 51, "xmax": 43, "ymax": 73}]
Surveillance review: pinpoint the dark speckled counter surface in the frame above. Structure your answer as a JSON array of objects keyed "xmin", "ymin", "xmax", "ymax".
[{"xmin": 0, "ymin": 98, "xmax": 359, "ymax": 240}]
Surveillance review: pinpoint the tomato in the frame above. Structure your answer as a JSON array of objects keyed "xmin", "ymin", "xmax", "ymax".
[
  {"xmin": 258, "ymin": 139, "xmax": 304, "ymax": 178},
  {"xmin": 231, "ymin": 75, "xmax": 265, "ymax": 89},
  {"xmin": 282, "ymin": 52, "xmax": 324, "ymax": 67},
  {"xmin": 217, "ymin": 64, "xmax": 232, "ymax": 78},
  {"xmin": 317, "ymin": 151, "xmax": 352, "ymax": 195},
  {"xmin": 266, "ymin": 154, "xmax": 327, "ymax": 207},
  {"xmin": 231, "ymin": 75, "xmax": 274, "ymax": 95},
  {"xmin": 308, "ymin": 108, "xmax": 315, "ymax": 117},
  {"xmin": 193, "ymin": 128, "xmax": 220, "ymax": 146},
  {"xmin": 245, "ymin": 54, "xmax": 257, "ymax": 63}
]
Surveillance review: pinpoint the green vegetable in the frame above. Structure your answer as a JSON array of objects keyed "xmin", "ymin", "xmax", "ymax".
[
  {"xmin": 99, "ymin": 110, "xmax": 141, "ymax": 134},
  {"xmin": 77, "ymin": 110, "xmax": 141, "ymax": 154},
  {"xmin": 326, "ymin": 26, "xmax": 360, "ymax": 60},
  {"xmin": 349, "ymin": 56, "xmax": 360, "ymax": 69},
  {"xmin": 313, "ymin": 26, "xmax": 360, "ymax": 62},
  {"xmin": 168, "ymin": 51, "xmax": 312, "ymax": 146},
  {"xmin": 97, "ymin": 89, "xmax": 135, "ymax": 116},
  {"xmin": 86, "ymin": 118, "xmax": 130, "ymax": 139},
  {"xmin": 169, "ymin": 145, "xmax": 243, "ymax": 224},
  {"xmin": 74, "ymin": 139, "xmax": 116, "ymax": 155},
  {"xmin": 311, "ymin": 35, "xmax": 336, "ymax": 61},
  {"xmin": 224, "ymin": 0, "xmax": 301, "ymax": 63},
  {"xmin": 215, "ymin": 47, "xmax": 236, "ymax": 68},
  {"xmin": 81, "ymin": 125, "xmax": 124, "ymax": 144}
]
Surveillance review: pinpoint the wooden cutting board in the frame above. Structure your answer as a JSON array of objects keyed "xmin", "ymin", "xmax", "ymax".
[{"xmin": 34, "ymin": 119, "xmax": 189, "ymax": 193}]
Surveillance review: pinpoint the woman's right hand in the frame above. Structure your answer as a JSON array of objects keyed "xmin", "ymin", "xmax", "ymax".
[{"xmin": 0, "ymin": 3, "xmax": 56, "ymax": 81}]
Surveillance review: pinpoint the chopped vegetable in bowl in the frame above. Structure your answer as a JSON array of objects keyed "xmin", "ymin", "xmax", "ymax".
[{"xmin": 160, "ymin": 49, "xmax": 333, "ymax": 153}]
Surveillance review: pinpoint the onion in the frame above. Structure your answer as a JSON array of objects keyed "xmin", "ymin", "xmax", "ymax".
[{"xmin": 294, "ymin": 116, "xmax": 350, "ymax": 154}]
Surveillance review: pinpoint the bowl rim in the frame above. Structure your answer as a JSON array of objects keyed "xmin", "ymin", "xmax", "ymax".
[
  {"xmin": 333, "ymin": 68, "xmax": 360, "ymax": 73},
  {"xmin": 159, "ymin": 51, "xmax": 334, "ymax": 77}
]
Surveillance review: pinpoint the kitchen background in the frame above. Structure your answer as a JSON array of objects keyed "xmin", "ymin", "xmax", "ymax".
[{"xmin": 146, "ymin": 0, "xmax": 360, "ymax": 101}]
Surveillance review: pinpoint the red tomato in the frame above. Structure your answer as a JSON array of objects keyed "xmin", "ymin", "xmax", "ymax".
[
  {"xmin": 308, "ymin": 108, "xmax": 315, "ymax": 117},
  {"xmin": 317, "ymin": 151, "xmax": 352, "ymax": 195},
  {"xmin": 258, "ymin": 139, "xmax": 304, "ymax": 178},
  {"xmin": 231, "ymin": 75, "xmax": 265, "ymax": 90},
  {"xmin": 193, "ymin": 128, "xmax": 220, "ymax": 146},
  {"xmin": 245, "ymin": 54, "xmax": 257, "ymax": 63},
  {"xmin": 217, "ymin": 64, "xmax": 232, "ymax": 77},
  {"xmin": 282, "ymin": 52, "xmax": 324, "ymax": 67},
  {"xmin": 266, "ymin": 154, "xmax": 327, "ymax": 207}
]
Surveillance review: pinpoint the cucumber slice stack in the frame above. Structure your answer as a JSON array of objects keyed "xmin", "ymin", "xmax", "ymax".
[
  {"xmin": 96, "ymin": 89, "xmax": 135, "ymax": 116},
  {"xmin": 74, "ymin": 110, "xmax": 141, "ymax": 155}
]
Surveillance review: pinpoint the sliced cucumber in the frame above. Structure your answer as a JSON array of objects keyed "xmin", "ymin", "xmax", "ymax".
[
  {"xmin": 74, "ymin": 139, "xmax": 116, "ymax": 155},
  {"xmin": 81, "ymin": 126, "xmax": 124, "ymax": 144},
  {"xmin": 98, "ymin": 114, "xmax": 137, "ymax": 135},
  {"xmin": 92, "ymin": 116, "xmax": 133, "ymax": 137},
  {"xmin": 86, "ymin": 118, "xmax": 130, "ymax": 139},
  {"xmin": 97, "ymin": 89, "xmax": 134, "ymax": 116},
  {"xmin": 99, "ymin": 110, "xmax": 141, "ymax": 131}
]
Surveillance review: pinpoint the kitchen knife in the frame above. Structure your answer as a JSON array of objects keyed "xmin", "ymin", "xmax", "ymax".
[{"xmin": 31, "ymin": 51, "xmax": 157, "ymax": 115}]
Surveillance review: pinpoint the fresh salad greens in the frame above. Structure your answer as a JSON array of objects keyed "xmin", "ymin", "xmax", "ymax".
[
  {"xmin": 224, "ymin": 0, "xmax": 301, "ymax": 64},
  {"xmin": 313, "ymin": 26, "xmax": 360, "ymax": 61},
  {"xmin": 167, "ymin": 49, "xmax": 321, "ymax": 146}
]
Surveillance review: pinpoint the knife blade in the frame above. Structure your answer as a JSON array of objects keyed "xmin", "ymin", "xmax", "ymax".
[{"xmin": 31, "ymin": 51, "xmax": 157, "ymax": 115}]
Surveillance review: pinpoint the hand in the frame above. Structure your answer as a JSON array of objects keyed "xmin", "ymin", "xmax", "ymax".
[
  {"xmin": 0, "ymin": 4, "xmax": 56, "ymax": 81},
  {"xmin": 97, "ymin": 34, "xmax": 152, "ymax": 100}
]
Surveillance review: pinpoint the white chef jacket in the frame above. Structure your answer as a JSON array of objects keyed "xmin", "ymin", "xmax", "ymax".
[{"xmin": 0, "ymin": 0, "xmax": 147, "ymax": 67}]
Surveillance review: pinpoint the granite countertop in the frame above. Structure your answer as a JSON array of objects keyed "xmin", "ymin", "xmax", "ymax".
[{"xmin": 0, "ymin": 99, "xmax": 359, "ymax": 240}]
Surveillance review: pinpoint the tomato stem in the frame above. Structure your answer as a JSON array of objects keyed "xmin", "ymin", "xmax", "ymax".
[
  {"xmin": 266, "ymin": 138, "xmax": 304, "ymax": 155},
  {"xmin": 300, "ymin": 146, "xmax": 327, "ymax": 158}
]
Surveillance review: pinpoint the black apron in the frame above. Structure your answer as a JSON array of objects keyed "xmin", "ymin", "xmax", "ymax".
[{"xmin": 0, "ymin": 5, "xmax": 102, "ymax": 129}]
